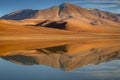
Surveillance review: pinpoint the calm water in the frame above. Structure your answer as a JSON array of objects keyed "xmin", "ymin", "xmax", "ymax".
[{"xmin": 0, "ymin": 40, "xmax": 120, "ymax": 80}]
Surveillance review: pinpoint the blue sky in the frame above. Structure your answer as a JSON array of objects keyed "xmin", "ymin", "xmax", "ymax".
[{"xmin": 0, "ymin": 0, "xmax": 120, "ymax": 17}]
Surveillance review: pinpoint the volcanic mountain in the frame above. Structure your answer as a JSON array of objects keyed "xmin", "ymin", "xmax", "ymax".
[{"xmin": 1, "ymin": 3, "xmax": 120, "ymax": 33}]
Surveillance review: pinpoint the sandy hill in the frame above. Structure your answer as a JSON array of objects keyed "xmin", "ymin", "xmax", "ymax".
[{"xmin": 0, "ymin": 20, "xmax": 76, "ymax": 37}]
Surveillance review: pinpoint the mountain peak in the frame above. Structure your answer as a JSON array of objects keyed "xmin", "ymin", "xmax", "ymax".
[
  {"xmin": 60, "ymin": 2, "xmax": 73, "ymax": 8},
  {"xmin": 61, "ymin": 2, "xmax": 70, "ymax": 5}
]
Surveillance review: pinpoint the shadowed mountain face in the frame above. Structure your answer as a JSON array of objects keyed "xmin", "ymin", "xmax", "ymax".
[
  {"xmin": 1, "ymin": 40, "xmax": 120, "ymax": 71},
  {"xmin": 1, "ymin": 3, "xmax": 120, "ymax": 22},
  {"xmin": 1, "ymin": 9, "xmax": 38, "ymax": 20}
]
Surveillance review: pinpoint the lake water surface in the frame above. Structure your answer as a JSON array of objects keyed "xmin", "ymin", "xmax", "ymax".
[{"xmin": 0, "ymin": 39, "xmax": 120, "ymax": 80}]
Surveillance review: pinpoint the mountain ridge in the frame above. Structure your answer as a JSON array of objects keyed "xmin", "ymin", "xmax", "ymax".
[{"xmin": 1, "ymin": 2, "xmax": 120, "ymax": 22}]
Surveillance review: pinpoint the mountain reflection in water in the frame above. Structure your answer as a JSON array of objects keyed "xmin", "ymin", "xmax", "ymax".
[{"xmin": 1, "ymin": 39, "xmax": 120, "ymax": 71}]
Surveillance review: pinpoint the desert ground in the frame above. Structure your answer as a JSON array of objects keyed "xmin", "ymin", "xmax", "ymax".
[{"xmin": 0, "ymin": 19, "xmax": 120, "ymax": 56}]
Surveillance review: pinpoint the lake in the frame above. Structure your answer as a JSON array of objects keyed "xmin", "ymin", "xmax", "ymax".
[{"xmin": 0, "ymin": 39, "xmax": 120, "ymax": 80}]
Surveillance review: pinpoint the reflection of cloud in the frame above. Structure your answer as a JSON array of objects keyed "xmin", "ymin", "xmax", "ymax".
[
  {"xmin": 71, "ymin": 60, "xmax": 120, "ymax": 79},
  {"xmin": 72, "ymin": 60, "xmax": 120, "ymax": 72}
]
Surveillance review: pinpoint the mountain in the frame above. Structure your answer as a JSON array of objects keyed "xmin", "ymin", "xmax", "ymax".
[
  {"xmin": 1, "ymin": 3, "xmax": 120, "ymax": 22},
  {"xmin": 1, "ymin": 3, "xmax": 120, "ymax": 33}
]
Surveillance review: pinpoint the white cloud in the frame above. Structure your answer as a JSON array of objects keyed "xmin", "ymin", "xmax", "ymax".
[{"xmin": 69, "ymin": 0, "xmax": 120, "ymax": 13}]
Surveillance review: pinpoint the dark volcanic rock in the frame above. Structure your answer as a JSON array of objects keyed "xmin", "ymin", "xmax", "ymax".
[{"xmin": 36, "ymin": 20, "xmax": 67, "ymax": 29}]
